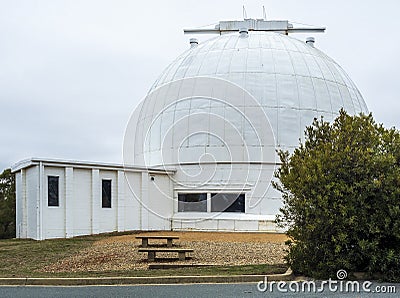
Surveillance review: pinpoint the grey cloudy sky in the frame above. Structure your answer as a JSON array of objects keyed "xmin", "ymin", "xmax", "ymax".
[{"xmin": 1, "ymin": 0, "xmax": 399, "ymax": 171}]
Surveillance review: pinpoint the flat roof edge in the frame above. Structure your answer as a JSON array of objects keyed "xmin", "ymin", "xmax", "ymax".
[
  {"xmin": 11, "ymin": 158, "xmax": 37, "ymax": 173},
  {"xmin": 11, "ymin": 158, "xmax": 176, "ymax": 174}
]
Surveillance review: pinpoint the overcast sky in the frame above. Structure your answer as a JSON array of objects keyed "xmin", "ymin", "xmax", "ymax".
[{"xmin": 1, "ymin": 0, "xmax": 399, "ymax": 172}]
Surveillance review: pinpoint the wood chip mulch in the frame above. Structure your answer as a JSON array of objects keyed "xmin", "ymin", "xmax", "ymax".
[{"xmin": 41, "ymin": 232, "xmax": 288, "ymax": 273}]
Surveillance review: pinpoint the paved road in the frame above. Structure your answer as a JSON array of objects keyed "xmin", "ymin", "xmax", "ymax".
[{"xmin": 0, "ymin": 282, "xmax": 398, "ymax": 298}]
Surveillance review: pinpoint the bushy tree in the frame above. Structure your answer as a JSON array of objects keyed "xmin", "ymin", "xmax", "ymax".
[
  {"xmin": 0, "ymin": 169, "xmax": 15, "ymax": 239},
  {"xmin": 274, "ymin": 109, "xmax": 400, "ymax": 281}
]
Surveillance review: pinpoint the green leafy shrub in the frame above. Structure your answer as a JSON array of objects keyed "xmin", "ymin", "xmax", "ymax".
[{"xmin": 274, "ymin": 109, "xmax": 400, "ymax": 281}]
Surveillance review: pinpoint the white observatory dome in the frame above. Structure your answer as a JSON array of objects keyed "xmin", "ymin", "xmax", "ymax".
[
  {"xmin": 148, "ymin": 32, "xmax": 368, "ymax": 151},
  {"xmin": 128, "ymin": 28, "xmax": 369, "ymax": 222}
]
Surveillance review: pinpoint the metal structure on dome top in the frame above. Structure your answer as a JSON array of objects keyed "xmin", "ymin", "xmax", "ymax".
[{"xmin": 184, "ymin": 6, "xmax": 325, "ymax": 35}]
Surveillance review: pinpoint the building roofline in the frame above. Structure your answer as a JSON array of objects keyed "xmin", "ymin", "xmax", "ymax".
[{"xmin": 11, "ymin": 158, "xmax": 176, "ymax": 175}]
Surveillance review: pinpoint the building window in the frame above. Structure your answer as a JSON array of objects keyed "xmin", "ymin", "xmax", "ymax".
[
  {"xmin": 178, "ymin": 193, "xmax": 207, "ymax": 212},
  {"xmin": 211, "ymin": 193, "xmax": 245, "ymax": 213},
  {"xmin": 48, "ymin": 176, "xmax": 59, "ymax": 207},
  {"xmin": 102, "ymin": 179, "xmax": 112, "ymax": 208}
]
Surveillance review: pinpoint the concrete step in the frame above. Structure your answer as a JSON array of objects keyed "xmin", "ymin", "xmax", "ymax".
[{"xmin": 149, "ymin": 264, "xmax": 212, "ymax": 270}]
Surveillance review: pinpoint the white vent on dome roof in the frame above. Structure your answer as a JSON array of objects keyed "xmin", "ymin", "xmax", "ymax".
[
  {"xmin": 239, "ymin": 27, "xmax": 248, "ymax": 37},
  {"xmin": 306, "ymin": 36, "xmax": 315, "ymax": 47},
  {"xmin": 189, "ymin": 38, "xmax": 199, "ymax": 48}
]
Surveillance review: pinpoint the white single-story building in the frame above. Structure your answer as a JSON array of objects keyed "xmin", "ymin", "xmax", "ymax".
[
  {"xmin": 12, "ymin": 158, "xmax": 279, "ymax": 240},
  {"xmin": 12, "ymin": 158, "xmax": 174, "ymax": 240}
]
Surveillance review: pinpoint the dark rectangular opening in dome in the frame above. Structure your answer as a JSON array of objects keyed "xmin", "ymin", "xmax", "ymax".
[
  {"xmin": 211, "ymin": 193, "xmax": 245, "ymax": 213},
  {"xmin": 178, "ymin": 193, "xmax": 207, "ymax": 212}
]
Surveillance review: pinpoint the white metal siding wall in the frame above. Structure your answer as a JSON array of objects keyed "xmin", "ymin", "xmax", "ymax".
[
  {"xmin": 25, "ymin": 166, "xmax": 38, "ymax": 239},
  {"xmin": 98, "ymin": 170, "xmax": 117, "ymax": 233},
  {"xmin": 65, "ymin": 167, "xmax": 74, "ymax": 237},
  {"xmin": 140, "ymin": 172, "xmax": 149, "ymax": 230},
  {"xmin": 147, "ymin": 173, "xmax": 174, "ymax": 230},
  {"xmin": 42, "ymin": 167, "xmax": 65, "ymax": 239},
  {"xmin": 117, "ymin": 171, "xmax": 125, "ymax": 232},
  {"xmin": 72, "ymin": 169, "xmax": 92, "ymax": 236},
  {"xmin": 245, "ymin": 164, "xmax": 282, "ymax": 216},
  {"xmin": 15, "ymin": 171, "xmax": 22, "ymax": 238},
  {"xmin": 123, "ymin": 172, "xmax": 141, "ymax": 231},
  {"xmin": 91, "ymin": 169, "xmax": 100, "ymax": 235}
]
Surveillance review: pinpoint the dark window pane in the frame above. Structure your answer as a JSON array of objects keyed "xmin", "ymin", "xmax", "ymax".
[
  {"xmin": 102, "ymin": 180, "xmax": 112, "ymax": 208},
  {"xmin": 48, "ymin": 176, "xmax": 59, "ymax": 207},
  {"xmin": 211, "ymin": 193, "xmax": 245, "ymax": 213},
  {"xmin": 178, "ymin": 193, "xmax": 207, "ymax": 212}
]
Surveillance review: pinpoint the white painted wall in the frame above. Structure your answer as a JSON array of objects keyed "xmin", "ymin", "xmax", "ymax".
[
  {"xmin": 146, "ymin": 173, "xmax": 174, "ymax": 230},
  {"xmin": 25, "ymin": 166, "xmax": 38, "ymax": 239},
  {"xmin": 15, "ymin": 171, "xmax": 22, "ymax": 238},
  {"xmin": 72, "ymin": 169, "xmax": 92, "ymax": 237},
  {"xmin": 98, "ymin": 170, "xmax": 117, "ymax": 233},
  {"xmin": 123, "ymin": 171, "xmax": 141, "ymax": 231},
  {"xmin": 42, "ymin": 167, "xmax": 65, "ymax": 239}
]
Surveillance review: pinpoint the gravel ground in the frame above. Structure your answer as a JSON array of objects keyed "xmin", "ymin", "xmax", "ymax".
[{"xmin": 42, "ymin": 232, "xmax": 288, "ymax": 273}]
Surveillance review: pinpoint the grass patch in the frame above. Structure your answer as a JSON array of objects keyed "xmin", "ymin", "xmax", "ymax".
[
  {"xmin": 0, "ymin": 236, "xmax": 103, "ymax": 277},
  {"xmin": 0, "ymin": 233, "xmax": 287, "ymax": 278}
]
